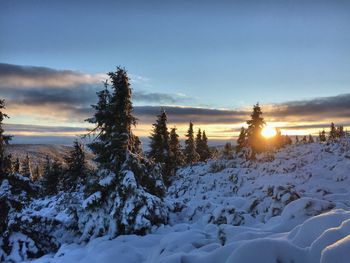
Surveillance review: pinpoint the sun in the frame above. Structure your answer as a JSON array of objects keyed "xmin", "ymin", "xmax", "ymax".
[{"xmin": 261, "ymin": 125, "xmax": 277, "ymax": 138}]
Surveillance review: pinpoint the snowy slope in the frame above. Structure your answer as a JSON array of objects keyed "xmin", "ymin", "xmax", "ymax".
[{"xmin": 27, "ymin": 140, "xmax": 350, "ymax": 263}]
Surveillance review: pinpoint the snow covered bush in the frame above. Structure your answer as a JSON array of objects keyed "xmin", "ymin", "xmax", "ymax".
[
  {"xmin": 0, "ymin": 173, "xmax": 63, "ymax": 261},
  {"xmin": 76, "ymin": 153, "xmax": 168, "ymax": 241}
]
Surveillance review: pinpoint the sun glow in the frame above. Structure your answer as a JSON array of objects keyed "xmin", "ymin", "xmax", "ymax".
[{"xmin": 261, "ymin": 125, "xmax": 277, "ymax": 138}]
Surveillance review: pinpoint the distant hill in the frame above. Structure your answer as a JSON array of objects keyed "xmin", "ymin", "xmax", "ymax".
[{"xmin": 5, "ymin": 144, "xmax": 95, "ymax": 168}]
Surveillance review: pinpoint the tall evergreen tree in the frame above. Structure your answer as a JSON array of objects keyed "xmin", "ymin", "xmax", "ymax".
[
  {"xmin": 236, "ymin": 127, "xmax": 247, "ymax": 153},
  {"xmin": 32, "ymin": 165, "xmax": 40, "ymax": 181},
  {"xmin": 148, "ymin": 110, "xmax": 170, "ymax": 164},
  {"xmin": 301, "ymin": 136, "xmax": 307, "ymax": 143},
  {"xmin": 337, "ymin": 125, "xmax": 345, "ymax": 138},
  {"xmin": 13, "ymin": 157, "xmax": 20, "ymax": 174},
  {"xmin": 201, "ymin": 131, "xmax": 211, "ymax": 161},
  {"xmin": 319, "ymin": 130, "xmax": 326, "ymax": 142},
  {"xmin": 246, "ymin": 103, "xmax": 265, "ymax": 159},
  {"xmin": 0, "ymin": 99, "xmax": 12, "ymax": 176},
  {"xmin": 195, "ymin": 128, "xmax": 202, "ymax": 157},
  {"xmin": 41, "ymin": 158, "xmax": 61, "ymax": 195},
  {"xmin": 3, "ymin": 154, "xmax": 12, "ymax": 174},
  {"xmin": 168, "ymin": 127, "xmax": 185, "ymax": 177},
  {"xmin": 184, "ymin": 122, "xmax": 199, "ymax": 164},
  {"xmin": 79, "ymin": 67, "xmax": 168, "ymax": 239},
  {"xmin": 86, "ymin": 69, "xmax": 140, "ymax": 172},
  {"xmin": 329, "ymin": 122, "xmax": 337, "ymax": 141},
  {"xmin": 308, "ymin": 134, "xmax": 314, "ymax": 143},
  {"xmin": 63, "ymin": 140, "xmax": 87, "ymax": 191},
  {"xmin": 223, "ymin": 142, "xmax": 233, "ymax": 159},
  {"xmin": 21, "ymin": 154, "xmax": 31, "ymax": 178}
]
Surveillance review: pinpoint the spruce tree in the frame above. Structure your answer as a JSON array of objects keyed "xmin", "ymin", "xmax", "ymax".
[
  {"xmin": 3, "ymin": 154, "xmax": 12, "ymax": 174},
  {"xmin": 284, "ymin": 135, "xmax": 292, "ymax": 145},
  {"xmin": 21, "ymin": 154, "xmax": 31, "ymax": 178},
  {"xmin": 201, "ymin": 131, "xmax": 211, "ymax": 161},
  {"xmin": 337, "ymin": 125, "xmax": 345, "ymax": 138},
  {"xmin": 301, "ymin": 136, "xmax": 307, "ymax": 143},
  {"xmin": 41, "ymin": 156, "xmax": 60, "ymax": 195},
  {"xmin": 319, "ymin": 130, "xmax": 326, "ymax": 142},
  {"xmin": 168, "ymin": 127, "xmax": 185, "ymax": 177},
  {"xmin": 308, "ymin": 134, "xmax": 314, "ymax": 143},
  {"xmin": 223, "ymin": 142, "xmax": 233, "ymax": 159},
  {"xmin": 0, "ymin": 99, "xmax": 12, "ymax": 176},
  {"xmin": 274, "ymin": 129, "xmax": 284, "ymax": 149},
  {"xmin": 329, "ymin": 122, "xmax": 337, "ymax": 141},
  {"xmin": 246, "ymin": 103, "xmax": 265, "ymax": 159},
  {"xmin": 195, "ymin": 128, "xmax": 203, "ymax": 158},
  {"xmin": 32, "ymin": 165, "xmax": 40, "ymax": 181},
  {"xmin": 184, "ymin": 122, "xmax": 199, "ymax": 164},
  {"xmin": 13, "ymin": 157, "xmax": 20, "ymax": 174},
  {"xmin": 236, "ymin": 127, "xmax": 247, "ymax": 153},
  {"xmin": 79, "ymin": 67, "xmax": 167, "ymax": 239},
  {"xmin": 86, "ymin": 69, "xmax": 140, "ymax": 172},
  {"xmin": 148, "ymin": 110, "xmax": 170, "ymax": 164},
  {"xmin": 63, "ymin": 140, "xmax": 87, "ymax": 191}
]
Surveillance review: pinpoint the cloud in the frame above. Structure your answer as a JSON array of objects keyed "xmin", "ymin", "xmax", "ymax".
[
  {"xmin": 1, "ymin": 63, "xmax": 349, "ymax": 139},
  {"xmin": 269, "ymin": 93, "xmax": 350, "ymax": 121},
  {"xmin": 0, "ymin": 63, "xmax": 192, "ymax": 111},
  {"xmin": 134, "ymin": 106, "xmax": 248, "ymax": 124},
  {"xmin": 0, "ymin": 63, "xmax": 105, "ymax": 88},
  {"xmin": 133, "ymin": 91, "xmax": 191, "ymax": 104}
]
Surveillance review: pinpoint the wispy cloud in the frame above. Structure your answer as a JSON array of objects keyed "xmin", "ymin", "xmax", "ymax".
[
  {"xmin": 268, "ymin": 93, "xmax": 350, "ymax": 121},
  {"xmin": 1, "ymin": 63, "xmax": 350, "ymax": 142}
]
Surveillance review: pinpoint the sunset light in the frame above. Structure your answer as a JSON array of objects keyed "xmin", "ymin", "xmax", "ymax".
[{"xmin": 261, "ymin": 125, "xmax": 277, "ymax": 138}]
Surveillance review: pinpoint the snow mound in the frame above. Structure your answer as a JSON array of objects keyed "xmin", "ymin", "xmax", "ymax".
[{"xmin": 11, "ymin": 138, "xmax": 350, "ymax": 262}]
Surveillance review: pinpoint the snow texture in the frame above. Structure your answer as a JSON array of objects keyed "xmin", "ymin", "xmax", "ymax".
[{"xmin": 5, "ymin": 139, "xmax": 350, "ymax": 262}]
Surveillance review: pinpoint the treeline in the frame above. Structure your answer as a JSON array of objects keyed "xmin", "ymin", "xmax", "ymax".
[{"xmin": 222, "ymin": 104, "xmax": 348, "ymax": 160}]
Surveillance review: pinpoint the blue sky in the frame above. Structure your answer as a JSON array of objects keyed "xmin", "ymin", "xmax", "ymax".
[{"xmin": 0, "ymin": 0, "xmax": 349, "ymax": 143}]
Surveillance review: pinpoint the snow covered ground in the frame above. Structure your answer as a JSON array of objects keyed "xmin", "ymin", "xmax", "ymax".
[{"xmin": 26, "ymin": 140, "xmax": 350, "ymax": 263}]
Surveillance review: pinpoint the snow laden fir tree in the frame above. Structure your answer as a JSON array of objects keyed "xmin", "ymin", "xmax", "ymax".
[{"xmin": 78, "ymin": 67, "xmax": 168, "ymax": 240}]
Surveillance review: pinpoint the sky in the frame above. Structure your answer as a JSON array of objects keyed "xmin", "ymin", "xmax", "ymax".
[{"xmin": 0, "ymin": 0, "xmax": 349, "ymax": 144}]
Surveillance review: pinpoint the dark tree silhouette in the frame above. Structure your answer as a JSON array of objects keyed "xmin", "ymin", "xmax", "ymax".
[
  {"xmin": 246, "ymin": 103, "xmax": 265, "ymax": 159},
  {"xmin": 184, "ymin": 122, "xmax": 199, "ymax": 164}
]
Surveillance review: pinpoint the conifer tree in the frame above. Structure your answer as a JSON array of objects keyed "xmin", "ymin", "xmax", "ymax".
[
  {"xmin": 337, "ymin": 125, "xmax": 345, "ymax": 138},
  {"xmin": 284, "ymin": 135, "xmax": 292, "ymax": 145},
  {"xmin": 63, "ymin": 140, "xmax": 87, "ymax": 191},
  {"xmin": 168, "ymin": 127, "xmax": 185, "ymax": 177},
  {"xmin": 13, "ymin": 157, "xmax": 20, "ymax": 174},
  {"xmin": 148, "ymin": 110, "xmax": 170, "ymax": 164},
  {"xmin": 0, "ymin": 99, "xmax": 12, "ymax": 176},
  {"xmin": 32, "ymin": 165, "xmax": 40, "ymax": 181},
  {"xmin": 329, "ymin": 122, "xmax": 337, "ymax": 141},
  {"xmin": 319, "ymin": 130, "xmax": 326, "ymax": 142},
  {"xmin": 236, "ymin": 127, "xmax": 247, "ymax": 153},
  {"xmin": 195, "ymin": 128, "xmax": 203, "ymax": 157},
  {"xmin": 79, "ymin": 67, "xmax": 167, "ymax": 239},
  {"xmin": 21, "ymin": 154, "xmax": 31, "ymax": 178},
  {"xmin": 201, "ymin": 131, "xmax": 211, "ymax": 161},
  {"xmin": 184, "ymin": 122, "xmax": 199, "ymax": 164},
  {"xmin": 308, "ymin": 134, "xmax": 314, "ymax": 143},
  {"xmin": 246, "ymin": 103, "xmax": 265, "ymax": 159},
  {"xmin": 86, "ymin": 69, "xmax": 140, "ymax": 172},
  {"xmin": 223, "ymin": 142, "xmax": 233, "ymax": 159},
  {"xmin": 41, "ymin": 156, "xmax": 60, "ymax": 195},
  {"xmin": 301, "ymin": 136, "xmax": 307, "ymax": 143},
  {"xmin": 3, "ymin": 154, "xmax": 12, "ymax": 174}
]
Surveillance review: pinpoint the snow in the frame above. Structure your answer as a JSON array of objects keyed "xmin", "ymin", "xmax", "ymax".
[{"xmin": 11, "ymin": 139, "xmax": 350, "ymax": 262}]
